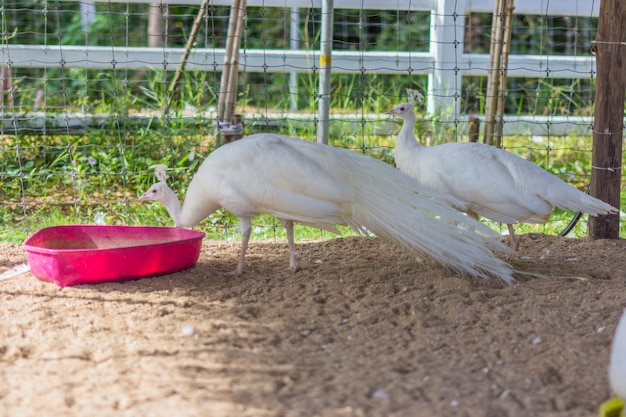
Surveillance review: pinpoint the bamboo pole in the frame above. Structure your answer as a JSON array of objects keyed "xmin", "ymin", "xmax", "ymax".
[
  {"xmin": 217, "ymin": 0, "xmax": 241, "ymax": 123},
  {"xmin": 483, "ymin": 0, "xmax": 504, "ymax": 145},
  {"xmin": 494, "ymin": 0, "xmax": 514, "ymax": 148},
  {"xmin": 223, "ymin": 0, "xmax": 246, "ymax": 125},
  {"xmin": 589, "ymin": 0, "xmax": 625, "ymax": 239}
]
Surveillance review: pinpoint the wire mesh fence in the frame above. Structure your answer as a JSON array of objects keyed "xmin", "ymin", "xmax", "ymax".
[{"xmin": 0, "ymin": 0, "xmax": 623, "ymax": 241}]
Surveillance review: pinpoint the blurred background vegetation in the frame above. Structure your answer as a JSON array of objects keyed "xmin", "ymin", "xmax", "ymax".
[{"xmin": 0, "ymin": 3, "xmax": 597, "ymax": 114}]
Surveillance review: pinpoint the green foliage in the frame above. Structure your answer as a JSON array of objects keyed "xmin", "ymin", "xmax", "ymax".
[
  {"xmin": 462, "ymin": 76, "xmax": 594, "ymax": 117},
  {"xmin": 2, "ymin": 124, "xmax": 623, "ymax": 241},
  {"xmin": 465, "ymin": 13, "xmax": 597, "ymax": 56}
]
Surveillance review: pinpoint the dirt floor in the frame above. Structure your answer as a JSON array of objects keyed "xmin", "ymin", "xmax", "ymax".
[{"xmin": 1, "ymin": 233, "xmax": 625, "ymax": 417}]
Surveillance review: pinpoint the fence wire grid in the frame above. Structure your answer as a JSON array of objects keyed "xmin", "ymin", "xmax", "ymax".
[{"xmin": 0, "ymin": 0, "xmax": 623, "ymax": 241}]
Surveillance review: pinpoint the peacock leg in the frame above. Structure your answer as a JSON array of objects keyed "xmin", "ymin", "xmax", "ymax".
[
  {"xmin": 234, "ymin": 217, "xmax": 252, "ymax": 276},
  {"xmin": 507, "ymin": 223, "xmax": 519, "ymax": 251},
  {"xmin": 280, "ymin": 219, "xmax": 302, "ymax": 272}
]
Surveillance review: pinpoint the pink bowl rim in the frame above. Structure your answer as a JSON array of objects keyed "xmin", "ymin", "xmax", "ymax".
[{"xmin": 23, "ymin": 224, "xmax": 206, "ymax": 254}]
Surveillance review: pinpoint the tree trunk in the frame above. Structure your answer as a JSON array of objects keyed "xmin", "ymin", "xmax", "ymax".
[
  {"xmin": 589, "ymin": 0, "xmax": 625, "ymax": 239},
  {"xmin": 130, "ymin": 4, "xmax": 165, "ymax": 96},
  {"xmin": 148, "ymin": 4, "xmax": 165, "ymax": 48}
]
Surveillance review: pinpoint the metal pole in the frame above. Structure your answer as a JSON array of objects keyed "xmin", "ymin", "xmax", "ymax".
[
  {"xmin": 427, "ymin": 0, "xmax": 462, "ymax": 120},
  {"xmin": 317, "ymin": 0, "xmax": 333, "ymax": 145},
  {"xmin": 289, "ymin": 7, "xmax": 299, "ymax": 111},
  {"xmin": 80, "ymin": 1, "xmax": 96, "ymax": 31}
]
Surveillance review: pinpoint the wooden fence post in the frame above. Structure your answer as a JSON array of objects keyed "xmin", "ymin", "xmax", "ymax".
[
  {"xmin": 589, "ymin": 0, "xmax": 625, "ymax": 239},
  {"xmin": 468, "ymin": 116, "xmax": 480, "ymax": 143}
]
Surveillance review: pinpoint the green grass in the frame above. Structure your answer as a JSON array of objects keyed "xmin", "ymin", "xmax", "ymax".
[
  {"xmin": 0, "ymin": 203, "xmax": 358, "ymax": 245},
  {"xmin": 5, "ymin": 197, "xmax": 622, "ymax": 246},
  {"xmin": 2, "ymin": 127, "xmax": 623, "ymax": 244},
  {"xmin": 0, "ymin": 69, "xmax": 623, "ymax": 243}
]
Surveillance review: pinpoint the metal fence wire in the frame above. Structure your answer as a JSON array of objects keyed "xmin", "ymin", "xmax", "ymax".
[{"xmin": 0, "ymin": 0, "xmax": 622, "ymax": 240}]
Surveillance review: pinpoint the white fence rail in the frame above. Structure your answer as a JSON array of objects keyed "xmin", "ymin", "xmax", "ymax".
[{"xmin": 0, "ymin": 0, "xmax": 600, "ymax": 136}]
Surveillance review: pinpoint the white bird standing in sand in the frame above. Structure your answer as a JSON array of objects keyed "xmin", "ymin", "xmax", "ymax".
[
  {"xmin": 385, "ymin": 102, "xmax": 619, "ymax": 250},
  {"xmin": 139, "ymin": 133, "xmax": 516, "ymax": 282}
]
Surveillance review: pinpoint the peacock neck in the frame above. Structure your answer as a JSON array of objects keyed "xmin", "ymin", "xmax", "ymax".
[
  {"xmin": 169, "ymin": 205, "xmax": 184, "ymax": 228},
  {"xmin": 396, "ymin": 114, "xmax": 422, "ymax": 151},
  {"xmin": 162, "ymin": 187, "xmax": 185, "ymax": 227}
]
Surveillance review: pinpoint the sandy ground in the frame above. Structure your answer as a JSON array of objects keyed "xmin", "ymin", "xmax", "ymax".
[{"xmin": 1, "ymin": 233, "xmax": 625, "ymax": 417}]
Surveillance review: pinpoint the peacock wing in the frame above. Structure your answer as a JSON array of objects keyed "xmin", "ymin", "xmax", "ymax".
[
  {"xmin": 201, "ymin": 134, "xmax": 354, "ymax": 227},
  {"xmin": 424, "ymin": 143, "xmax": 554, "ymax": 223}
]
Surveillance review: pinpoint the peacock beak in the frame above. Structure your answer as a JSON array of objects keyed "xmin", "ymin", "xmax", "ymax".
[{"xmin": 138, "ymin": 192, "xmax": 152, "ymax": 202}]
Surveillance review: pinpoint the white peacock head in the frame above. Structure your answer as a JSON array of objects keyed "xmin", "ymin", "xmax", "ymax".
[
  {"xmin": 386, "ymin": 102, "xmax": 415, "ymax": 116},
  {"xmin": 138, "ymin": 182, "xmax": 171, "ymax": 203}
]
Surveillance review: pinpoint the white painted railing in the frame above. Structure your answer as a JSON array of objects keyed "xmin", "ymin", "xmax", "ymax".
[{"xmin": 0, "ymin": 0, "xmax": 600, "ymax": 136}]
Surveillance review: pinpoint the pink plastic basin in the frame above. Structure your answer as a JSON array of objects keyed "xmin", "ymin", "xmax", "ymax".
[{"xmin": 23, "ymin": 225, "xmax": 205, "ymax": 287}]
